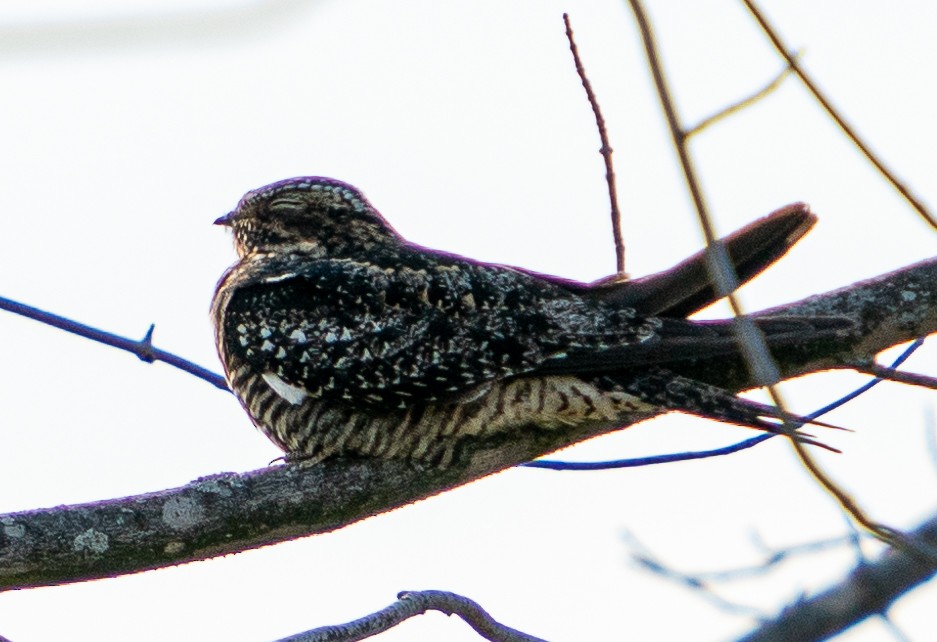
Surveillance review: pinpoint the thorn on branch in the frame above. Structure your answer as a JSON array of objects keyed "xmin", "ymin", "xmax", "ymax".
[
  {"xmin": 0, "ymin": 295, "xmax": 230, "ymax": 392},
  {"xmin": 137, "ymin": 324, "xmax": 157, "ymax": 363}
]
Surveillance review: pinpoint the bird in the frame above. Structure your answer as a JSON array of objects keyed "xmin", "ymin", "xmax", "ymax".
[{"xmin": 211, "ymin": 176, "xmax": 850, "ymax": 467}]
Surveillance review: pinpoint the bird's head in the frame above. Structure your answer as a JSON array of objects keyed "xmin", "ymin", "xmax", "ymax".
[{"xmin": 215, "ymin": 177, "xmax": 401, "ymax": 258}]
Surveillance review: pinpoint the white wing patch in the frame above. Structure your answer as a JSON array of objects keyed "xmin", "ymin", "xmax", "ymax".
[
  {"xmin": 261, "ymin": 372, "xmax": 309, "ymax": 405},
  {"xmin": 262, "ymin": 272, "xmax": 298, "ymax": 284}
]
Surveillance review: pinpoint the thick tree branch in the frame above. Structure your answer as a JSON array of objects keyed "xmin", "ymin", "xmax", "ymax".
[{"xmin": 1, "ymin": 257, "xmax": 935, "ymax": 591}]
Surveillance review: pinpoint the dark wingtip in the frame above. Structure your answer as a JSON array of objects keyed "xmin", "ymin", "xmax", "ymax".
[
  {"xmin": 586, "ymin": 202, "xmax": 817, "ymax": 318},
  {"xmin": 750, "ymin": 202, "xmax": 816, "ymax": 251}
]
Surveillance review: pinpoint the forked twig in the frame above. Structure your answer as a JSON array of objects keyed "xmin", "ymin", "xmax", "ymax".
[{"xmin": 742, "ymin": 0, "xmax": 937, "ymax": 231}]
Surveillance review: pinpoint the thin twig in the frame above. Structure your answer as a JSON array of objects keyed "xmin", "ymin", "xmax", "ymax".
[
  {"xmin": 702, "ymin": 535, "xmax": 861, "ymax": 582},
  {"xmin": 524, "ymin": 433, "xmax": 772, "ymax": 470},
  {"xmin": 276, "ymin": 590, "xmax": 549, "ymax": 642},
  {"xmin": 635, "ymin": 554, "xmax": 766, "ymax": 618},
  {"xmin": 741, "ymin": 0, "xmax": 937, "ymax": 231},
  {"xmin": 563, "ymin": 13, "xmax": 626, "ymax": 276},
  {"xmin": 878, "ymin": 615, "xmax": 913, "ymax": 642},
  {"xmin": 626, "ymin": 0, "xmax": 937, "ymax": 563},
  {"xmin": 623, "ymin": 530, "xmax": 767, "ymax": 618},
  {"xmin": 0, "ymin": 295, "xmax": 229, "ymax": 391},
  {"xmin": 686, "ymin": 54, "xmax": 799, "ymax": 137},
  {"xmin": 852, "ymin": 362, "xmax": 937, "ymax": 391}
]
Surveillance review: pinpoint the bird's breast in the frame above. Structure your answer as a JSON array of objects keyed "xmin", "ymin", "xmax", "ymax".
[{"xmin": 229, "ymin": 363, "xmax": 654, "ymax": 466}]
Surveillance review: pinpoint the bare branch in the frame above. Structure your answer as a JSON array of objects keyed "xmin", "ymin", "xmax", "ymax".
[
  {"xmin": 563, "ymin": 13, "xmax": 625, "ymax": 276},
  {"xmin": 737, "ymin": 513, "xmax": 937, "ymax": 642},
  {"xmin": 741, "ymin": 0, "xmax": 937, "ymax": 231},
  {"xmin": 686, "ymin": 54, "xmax": 798, "ymax": 137},
  {"xmin": 626, "ymin": 0, "xmax": 937, "ymax": 560},
  {"xmin": 2, "ymin": 256, "xmax": 935, "ymax": 591},
  {"xmin": 525, "ymin": 433, "xmax": 772, "ymax": 470},
  {"xmin": 626, "ymin": 527, "xmax": 862, "ymax": 586},
  {"xmin": 850, "ymin": 362, "xmax": 937, "ymax": 392},
  {"xmin": 624, "ymin": 529, "xmax": 767, "ymax": 618},
  {"xmin": 277, "ymin": 590, "xmax": 548, "ymax": 642}
]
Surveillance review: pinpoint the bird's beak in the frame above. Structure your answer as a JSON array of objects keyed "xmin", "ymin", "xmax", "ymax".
[{"xmin": 214, "ymin": 211, "xmax": 235, "ymax": 226}]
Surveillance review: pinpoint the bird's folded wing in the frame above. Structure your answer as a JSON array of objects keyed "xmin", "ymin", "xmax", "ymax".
[
  {"xmin": 526, "ymin": 203, "xmax": 815, "ymax": 318},
  {"xmin": 532, "ymin": 315, "xmax": 853, "ymax": 374}
]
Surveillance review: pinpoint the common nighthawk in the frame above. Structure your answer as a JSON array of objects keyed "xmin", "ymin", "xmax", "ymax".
[{"xmin": 211, "ymin": 177, "xmax": 846, "ymax": 467}]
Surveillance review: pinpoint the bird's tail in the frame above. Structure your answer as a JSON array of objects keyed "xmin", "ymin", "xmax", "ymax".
[{"xmin": 624, "ymin": 368, "xmax": 842, "ymax": 452}]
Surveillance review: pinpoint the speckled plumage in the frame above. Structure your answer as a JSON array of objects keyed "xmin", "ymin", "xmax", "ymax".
[{"xmin": 211, "ymin": 177, "xmax": 843, "ymax": 466}]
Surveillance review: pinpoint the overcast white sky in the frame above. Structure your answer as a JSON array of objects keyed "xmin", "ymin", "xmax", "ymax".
[{"xmin": 1, "ymin": 1, "xmax": 936, "ymax": 640}]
